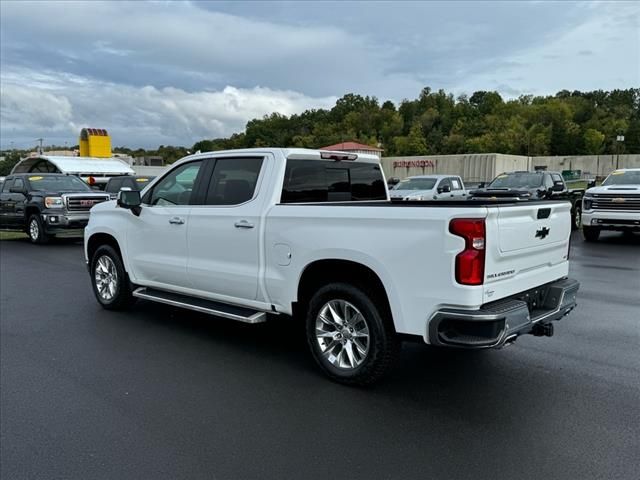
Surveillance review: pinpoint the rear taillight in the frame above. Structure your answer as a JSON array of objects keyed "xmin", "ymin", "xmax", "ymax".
[{"xmin": 449, "ymin": 218, "xmax": 486, "ymax": 285}]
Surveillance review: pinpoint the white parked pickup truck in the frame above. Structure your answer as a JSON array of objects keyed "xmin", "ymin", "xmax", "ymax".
[
  {"xmin": 85, "ymin": 148, "xmax": 579, "ymax": 385},
  {"xmin": 582, "ymin": 168, "xmax": 640, "ymax": 241},
  {"xmin": 390, "ymin": 174, "xmax": 467, "ymax": 201}
]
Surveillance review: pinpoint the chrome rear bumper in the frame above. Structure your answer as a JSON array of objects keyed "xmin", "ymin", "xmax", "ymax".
[{"xmin": 428, "ymin": 278, "xmax": 580, "ymax": 348}]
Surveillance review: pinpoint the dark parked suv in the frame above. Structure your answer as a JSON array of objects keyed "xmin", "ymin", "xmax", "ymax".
[
  {"xmin": 0, "ymin": 173, "xmax": 109, "ymax": 243},
  {"xmin": 104, "ymin": 175, "xmax": 155, "ymax": 199},
  {"xmin": 468, "ymin": 171, "xmax": 585, "ymax": 230}
]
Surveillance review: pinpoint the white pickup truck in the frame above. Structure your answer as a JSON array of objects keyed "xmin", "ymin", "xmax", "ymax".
[
  {"xmin": 582, "ymin": 168, "xmax": 640, "ymax": 241},
  {"xmin": 85, "ymin": 148, "xmax": 579, "ymax": 385},
  {"xmin": 390, "ymin": 174, "xmax": 467, "ymax": 201}
]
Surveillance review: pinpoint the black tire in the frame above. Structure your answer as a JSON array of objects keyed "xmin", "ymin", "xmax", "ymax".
[
  {"xmin": 90, "ymin": 245, "xmax": 135, "ymax": 310},
  {"xmin": 582, "ymin": 226, "xmax": 600, "ymax": 242},
  {"xmin": 305, "ymin": 282, "xmax": 400, "ymax": 386},
  {"xmin": 571, "ymin": 205, "xmax": 582, "ymax": 231},
  {"xmin": 27, "ymin": 214, "xmax": 50, "ymax": 244}
]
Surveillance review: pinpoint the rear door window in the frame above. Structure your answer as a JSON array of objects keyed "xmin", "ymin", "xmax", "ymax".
[
  {"xmin": 204, "ymin": 157, "xmax": 264, "ymax": 206},
  {"xmin": 451, "ymin": 178, "xmax": 462, "ymax": 190},
  {"xmin": 281, "ymin": 160, "xmax": 386, "ymax": 203}
]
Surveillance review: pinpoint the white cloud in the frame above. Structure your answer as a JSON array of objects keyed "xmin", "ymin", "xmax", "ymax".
[
  {"xmin": 0, "ymin": 83, "xmax": 74, "ymax": 132},
  {"xmin": 0, "ymin": 68, "xmax": 336, "ymax": 148},
  {"xmin": 0, "ymin": 0, "xmax": 377, "ymax": 95},
  {"xmin": 1, "ymin": 1, "xmax": 638, "ymax": 148},
  {"xmin": 454, "ymin": 2, "xmax": 639, "ymax": 96}
]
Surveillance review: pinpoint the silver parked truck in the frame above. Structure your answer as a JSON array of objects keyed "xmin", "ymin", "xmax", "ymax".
[{"xmin": 390, "ymin": 174, "xmax": 467, "ymax": 201}]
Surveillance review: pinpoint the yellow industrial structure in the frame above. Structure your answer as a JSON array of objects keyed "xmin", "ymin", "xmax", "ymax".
[{"xmin": 79, "ymin": 128, "xmax": 111, "ymax": 157}]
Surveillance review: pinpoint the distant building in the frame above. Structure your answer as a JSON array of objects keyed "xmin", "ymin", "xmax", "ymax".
[{"xmin": 320, "ymin": 141, "xmax": 384, "ymax": 158}]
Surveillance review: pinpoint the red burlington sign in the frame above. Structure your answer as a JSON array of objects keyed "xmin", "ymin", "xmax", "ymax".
[{"xmin": 393, "ymin": 160, "xmax": 435, "ymax": 168}]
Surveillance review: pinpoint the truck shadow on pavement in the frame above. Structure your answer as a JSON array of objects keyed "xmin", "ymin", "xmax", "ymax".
[
  {"xmin": 116, "ymin": 298, "xmax": 562, "ymax": 424},
  {"xmin": 578, "ymin": 230, "xmax": 640, "ymax": 246}
]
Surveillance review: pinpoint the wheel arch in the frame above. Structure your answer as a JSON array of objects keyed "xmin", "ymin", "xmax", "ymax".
[
  {"xmin": 25, "ymin": 205, "xmax": 41, "ymax": 224},
  {"xmin": 295, "ymin": 259, "xmax": 395, "ymax": 330},
  {"xmin": 87, "ymin": 232, "xmax": 125, "ymax": 269}
]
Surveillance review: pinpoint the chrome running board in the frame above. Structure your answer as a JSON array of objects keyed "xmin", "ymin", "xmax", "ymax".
[{"xmin": 133, "ymin": 287, "xmax": 267, "ymax": 324}]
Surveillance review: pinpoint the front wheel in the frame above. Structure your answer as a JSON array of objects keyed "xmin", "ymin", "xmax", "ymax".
[
  {"xmin": 305, "ymin": 283, "xmax": 399, "ymax": 386},
  {"xmin": 90, "ymin": 245, "xmax": 135, "ymax": 310},
  {"xmin": 27, "ymin": 214, "xmax": 50, "ymax": 244},
  {"xmin": 572, "ymin": 205, "xmax": 582, "ymax": 231},
  {"xmin": 582, "ymin": 226, "xmax": 600, "ymax": 242}
]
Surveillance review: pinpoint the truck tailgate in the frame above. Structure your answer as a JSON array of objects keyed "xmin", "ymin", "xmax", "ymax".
[
  {"xmin": 497, "ymin": 203, "xmax": 569, "ymax": 252},
  {"xmin": 483, "ymin": 201, "xmax": 571, "ymax": 302}
]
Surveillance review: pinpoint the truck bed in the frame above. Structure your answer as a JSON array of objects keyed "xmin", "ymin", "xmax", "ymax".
[{"xmin": 277, "ymin": 199, "xmax": 565, "ymax": 207}]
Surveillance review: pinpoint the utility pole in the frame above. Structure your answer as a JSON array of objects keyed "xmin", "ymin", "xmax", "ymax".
[
  {"xmin": 615, "ymin": 134, "xmax": 625, "ymax": 169},
  {"xmin": 35, "ymin": 138, "xmax": 44, "ymax": 154}
]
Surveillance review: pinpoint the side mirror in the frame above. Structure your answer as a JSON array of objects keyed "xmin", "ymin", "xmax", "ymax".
[
  {"xmin": 438, "ymin": 185, "xmax": 451, "ymax": 194},
  {"xmin": 552, "ymin": 182, "xmax": 564, "ymax": 192},
  {"xmin": 9, "ymin": 186, "xmax": 25, "ymax": 194},
  {"xmin": 117, "ymin": 189, "xmax": 142, "ymax": 216},
  {"xmin": 477, "ymin": 182, "xmax": 486, "ymax": 189},
  {"xmin": 587, "ymin": 179, "xmax": 596, "ymax": 189}
]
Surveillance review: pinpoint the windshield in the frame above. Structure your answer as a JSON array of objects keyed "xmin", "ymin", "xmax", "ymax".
[
  {"xmin": 488, "ymin": 173, "xmax": 543, "ymax": 189},
  {"xmin": 27, "ymin": 175, "xmax": 90, "ymax": 192},
  {"xmin": 602, "ymin": 170, "xmax": 640, "ymax": 186},
  {"xmin": 393, "ymin": 178, "xmax": 437, "ymax": 191}
]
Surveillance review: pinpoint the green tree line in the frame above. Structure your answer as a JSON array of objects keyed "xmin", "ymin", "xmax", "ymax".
[
  {"xmin": 193, "ymin": 88, "xmax": 640, "ymax": 158},
  {"xmin": 2, "ymin": 88, "xmax": 637, "ymax": 173}
]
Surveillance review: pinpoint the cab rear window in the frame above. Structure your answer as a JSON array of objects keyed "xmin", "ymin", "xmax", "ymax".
[{"xmin": 281, "ymin": 160, "xmax": 386, "ymax": 203}]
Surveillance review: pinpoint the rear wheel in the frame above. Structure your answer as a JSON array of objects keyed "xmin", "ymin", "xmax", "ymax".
[
  {"xmin": 90, "ymin": 245, "xmax": 135, "ymax": 310},
  {"xmin": 27, "ymin": 214, "xmax": 50, "ymax": 244},
  {"xmin": 305, "ymin": 283, "xmax": 399, "ymax": 386},
  {"xmin": 582, "ymin": 226, "xmax": 600, "ymax": 242}
]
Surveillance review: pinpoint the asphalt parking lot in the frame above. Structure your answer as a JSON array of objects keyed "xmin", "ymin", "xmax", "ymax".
[{"xmin": 1, "ymin": 231, "xmax": 639, "ymax": 480}]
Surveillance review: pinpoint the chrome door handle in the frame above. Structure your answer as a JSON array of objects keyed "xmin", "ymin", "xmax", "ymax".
[
  {"xmin": 169, "ymin": 217, "xmax": 185, "ymax": 225},
  {"xmin": 234, "ymin": 220, "xmax": 254, "ymax": 229}
]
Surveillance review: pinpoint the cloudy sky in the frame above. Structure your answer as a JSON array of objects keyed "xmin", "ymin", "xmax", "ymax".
[{"xmin": 1, "ymin": 0, "xmax": 638, "ymax": 149}]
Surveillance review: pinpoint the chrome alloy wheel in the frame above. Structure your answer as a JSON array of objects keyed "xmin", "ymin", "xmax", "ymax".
[
  {"xmin": 94, "ymin": 255, "xmax": 118, "ymax": 301},
  {"xmin": 315, "ymin": 300, "xmax": 370, "ymax": 369},
  {"xmin": 29, "ymin": 218, "xmax": 39, "ymax": 241}
]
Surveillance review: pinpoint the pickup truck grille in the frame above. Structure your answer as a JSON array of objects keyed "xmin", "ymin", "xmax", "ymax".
[
  {"xmin": 65, "ymin": 196, "xmax": 109, "ymax": 211},
  {"xmin": 591, "ymin": 194, "xmax": 640, "ymax": 211}
]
